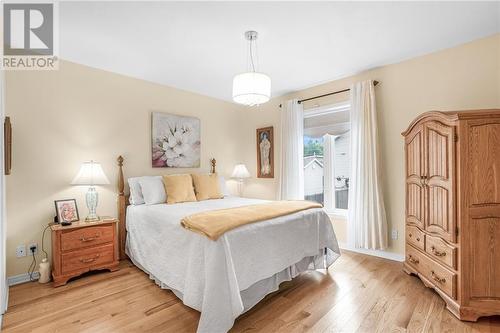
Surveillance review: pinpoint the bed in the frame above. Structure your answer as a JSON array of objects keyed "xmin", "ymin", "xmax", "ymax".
[{"xmin": 116, "ymin": 156, "xmax": 341, "ymax": 333}]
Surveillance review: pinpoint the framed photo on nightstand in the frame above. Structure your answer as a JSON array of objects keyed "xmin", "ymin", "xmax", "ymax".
[{"xmin": 54, "ymin": 199, "xmax": 79, "ymax": 223}]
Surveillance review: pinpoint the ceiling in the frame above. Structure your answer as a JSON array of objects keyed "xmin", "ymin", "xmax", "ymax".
[{"xmin": 59, "ymin": 2, "xmax": 500, "ymax": 103}]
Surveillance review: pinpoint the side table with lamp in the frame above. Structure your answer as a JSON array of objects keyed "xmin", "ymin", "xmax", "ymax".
[{"xmin": 51, "ymin": 161, "xmax": 119, "ymax": 287}]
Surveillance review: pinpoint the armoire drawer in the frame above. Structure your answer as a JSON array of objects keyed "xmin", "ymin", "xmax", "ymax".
[
  {"xmin": 406, "ymin": 225, "xmax": 425, "ymax": 251},
  {"xmin": 425, "ymin": 234, "xmax": 457, "ymax": 269},
  {"xmin": 406, "ymin": 245, "xmax": 456, "ymax": 299}
]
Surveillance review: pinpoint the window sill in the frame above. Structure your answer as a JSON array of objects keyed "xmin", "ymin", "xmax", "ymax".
[{"xmin": 326, "ymin": 209, "xmax": 348, "ymax": 220}]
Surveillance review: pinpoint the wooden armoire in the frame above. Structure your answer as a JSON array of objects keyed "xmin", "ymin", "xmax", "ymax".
[{"xmin": 402, "ymin": 109, "xmax": 500, "ymax": 321}]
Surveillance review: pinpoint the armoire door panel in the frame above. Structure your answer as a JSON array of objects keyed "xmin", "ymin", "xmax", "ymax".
[
  {"xmin": 469, "ymin": 217, "xmax": 500, "ymax": 300},
  {"xmin": 406, "ymin": 128, "xmax": 423, "ymax": 178},
  {"xmin": 425, "ymin": 121, "xmax": 456, "ymax": 242},
  {"xmin": 427, "ymin": 185, "xmax": 450, "ymax": 235},
  {"xmin": 468, "ymin": 122, "xmax": 500, "ymax": 206},
  {"xmin": 406, "ymin": 183, "xmax": 424, "ymax": 227},
  {"xmin": 405, "ymin": 125, "xmax": 425, "ymax": 228}
]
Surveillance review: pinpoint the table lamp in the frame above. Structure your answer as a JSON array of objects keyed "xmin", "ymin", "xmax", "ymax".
[
  {"xmin": 71, "ymin": 160, "xmax": 110, "ymax": 222},
  {"xmin": 231, "ymin": 164, "xmax": 250, "ymax": 196}
]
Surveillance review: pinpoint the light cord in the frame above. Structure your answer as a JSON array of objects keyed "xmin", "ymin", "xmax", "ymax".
[{"xmin": 249, "ymin": 39, "xmax": 256, "ymax": 72}]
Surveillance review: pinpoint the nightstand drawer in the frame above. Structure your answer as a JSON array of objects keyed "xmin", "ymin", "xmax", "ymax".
[
  {"xmin": 61, "ymin": 224, "xmax": 114, "ymax": 251},
  {"xmin": 61, "ymin": 243, "xmax": 114, "ymax": 274}
]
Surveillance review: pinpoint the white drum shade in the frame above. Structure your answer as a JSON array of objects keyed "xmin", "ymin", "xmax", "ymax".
[{"xmin": 232, "ymin": 72, "xmax": 271, "ymax": 106}]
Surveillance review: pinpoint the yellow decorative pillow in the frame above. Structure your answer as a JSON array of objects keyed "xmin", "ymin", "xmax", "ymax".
[
  {"xmin": 162, "ymin": 174, "xmax": 197, "ymax": 204},
  {"xmin": 191, "ymin": 173, "xmax": 223, "ymax": 201}
]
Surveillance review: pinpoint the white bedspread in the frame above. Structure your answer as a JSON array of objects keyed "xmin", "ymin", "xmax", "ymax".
[{"xmin": 126, "ymin": 197, "xmax": 340, "ymax": 333}]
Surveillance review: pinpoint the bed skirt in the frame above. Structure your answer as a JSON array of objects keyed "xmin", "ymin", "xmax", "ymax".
[{"xmin": 127, "ymin": 246, "xmax": 337, "ymax": 315}]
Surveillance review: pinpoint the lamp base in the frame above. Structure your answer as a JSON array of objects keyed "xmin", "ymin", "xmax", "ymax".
[
  {"xmin": 84, "ymin": 215, "xmax": 100, "ymax": 222},
  {"xmin": 237, "ymin": 179, "xmax": 244, "ymax": 197},
  {"xmin": 85, "ymin": 186, "xmax": 100, "ymax": 222}
]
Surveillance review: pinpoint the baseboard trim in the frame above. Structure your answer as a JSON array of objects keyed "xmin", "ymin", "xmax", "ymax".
[
  {"xmin": 7, "ymin": 272, "xmax": 39, "ymax": 286},
  {"xmin": 338, "ymin": 242, "xmax": 405, "ymax": 262}
]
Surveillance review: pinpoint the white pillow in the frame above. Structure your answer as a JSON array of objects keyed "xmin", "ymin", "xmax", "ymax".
[
  {"xmin": 128, "ymin": 177, "xmax": 145, "ymax": 205},
  {"xmin": 138, "ymin": 176, "xmax": 166, "ymax": 205},
  {"xmin": 218, "ymin": 176, "xmax": 230, "ymax": 197}
]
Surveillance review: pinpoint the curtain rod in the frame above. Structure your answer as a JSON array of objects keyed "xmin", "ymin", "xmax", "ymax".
[{"xmin": 279, "ymin": 80, "xmax": 379, "ymax": 108}]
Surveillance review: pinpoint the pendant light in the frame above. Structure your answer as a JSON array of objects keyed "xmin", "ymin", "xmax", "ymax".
[{"xmin": 232, "ymin": 31, "xmax": 271, "ymax": 106}]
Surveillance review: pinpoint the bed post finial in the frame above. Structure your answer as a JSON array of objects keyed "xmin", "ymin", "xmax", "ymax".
[
  {"xmin": 117, "ymin": 155, "xmax": 124, "ymax": 196},
  {"xmin": 117, "ymin": 155, "xmax": 127, "ymax": 260},
  {"xmin": 210, "ymin": 158, "xmax": 216, "ymax": 174}
]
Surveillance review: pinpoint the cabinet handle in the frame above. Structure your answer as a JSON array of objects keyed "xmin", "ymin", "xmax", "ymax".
[
  {"xmin": 416, "ymin": 237, "xmax": 421, "ymax": 242},
  {"xmin": 408, "ymin": 255, "xmax": 419, "ymax": 264},
  {"xmin": 79, "ymin": 254, "xmax": 100, "ymax": 263},
  {"xmin": 409, "ymin": 233, "xmax": 413, "ymax": 238},
  {"xmin": 80, "ymin": 233, "xmax": 100, "ymax": 242},
  {"xmin": 431, "ymin": 246, "xmax": 446, "ymax": 257},
  {"xmin": 431, "ymin": 271, "xmax": 446, "ymax": 284}
]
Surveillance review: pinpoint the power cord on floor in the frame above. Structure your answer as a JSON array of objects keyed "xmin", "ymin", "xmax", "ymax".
[
  {"xmin": 41, "ymin": 224, "xmax": 50, "ymax": 259},
  {"xmin": 28, "ymin": 224, "xmax": 52, "ymax": 282},
  {"xmin": 28, "ymin": 246, "xmax": 37, "ymax": 282}
]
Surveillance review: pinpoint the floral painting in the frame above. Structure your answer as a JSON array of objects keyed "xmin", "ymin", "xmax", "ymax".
[{"xmin": 152, "ymin": 112, "xmax": 201, "ymax": 168}]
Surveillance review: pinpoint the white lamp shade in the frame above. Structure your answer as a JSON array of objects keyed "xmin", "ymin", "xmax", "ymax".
[
  {"xmin": 71, "ymin": 161, "xmax": 110, "ymax": 186},
  {"xmin": 231, "ymin": 164, "xmax": 251, "ymax": 179},
  {"xmin": 232, "ymin": 72, "xmax": 271, "ymax": 106}
]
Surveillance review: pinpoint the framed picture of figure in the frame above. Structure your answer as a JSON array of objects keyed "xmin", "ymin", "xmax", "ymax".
[{"xmin": 256, "ymin": 126, "xmax": 274, "ymax": 178}]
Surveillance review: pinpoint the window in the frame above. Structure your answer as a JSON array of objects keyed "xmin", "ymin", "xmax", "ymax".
[{"xmin": 303, "ymin": 102, "xmax": 350, "ymax": 215}]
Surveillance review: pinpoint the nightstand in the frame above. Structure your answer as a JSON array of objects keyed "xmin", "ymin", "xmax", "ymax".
[{"xmin": 51, "ymin": 217, "xmax": 119, "ymax": 287}]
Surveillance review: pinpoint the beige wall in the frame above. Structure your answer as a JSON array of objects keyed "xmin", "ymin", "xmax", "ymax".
[
  {"xmin": 5, "ymin": 34, "xmax": 499, "ymax": 276},
  {"xmin": 239, "ymin": 34, "xmax": 500, "ymax": 255},
  {"xmin": 4, "ymin": 61, "xmax": 245, "ymax": 276}
]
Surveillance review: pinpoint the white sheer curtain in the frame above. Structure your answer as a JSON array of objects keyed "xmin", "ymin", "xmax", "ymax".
[
  {"xmin": 279, "ymin": 99, "xmax": 304, "ymax": 200},
  {"xmin": 348, "ymin": 80, "xmax": 388, "ymax": 250},
  {"xmin": 322, "ymin": 134, "xmax": 335, "ymax": 209}
]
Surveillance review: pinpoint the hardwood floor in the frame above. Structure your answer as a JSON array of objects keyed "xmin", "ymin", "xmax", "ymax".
[{"xmin": 2, "ymin": 250, "xmax": 499, "ymax": 332}]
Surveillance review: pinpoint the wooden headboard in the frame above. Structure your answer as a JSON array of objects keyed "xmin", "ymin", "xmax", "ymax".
[{"xmin": 116, "ymin": 155, "xmax": 217, "ymax": 260}]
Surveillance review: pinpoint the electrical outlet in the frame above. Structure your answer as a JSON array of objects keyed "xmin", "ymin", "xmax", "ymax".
[
  {"xmin": 16, "ymin": 244, "xmax": 26, "ymax": 258},
  {"xmin": 391, "ymin": 229, "xmax": 398, "ymax": 240},
  {"xmin": 29, "ymin": 242, "xmax": 38, "ymax": 255}
]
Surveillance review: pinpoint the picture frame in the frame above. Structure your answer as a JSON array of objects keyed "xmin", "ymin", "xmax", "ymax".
[
  {"xmin": 4, "ymin": 116, "xmax": 12, "ymax": 175},
  {"xmin": 151, "ymin": 112, "xmax": 201, "ymax": 168},
  {"xmin": 54, "ymin": 199, "xmax": 80, "ymax": 223},
  {"xmin": 256, "ymin": 126, "xmax": 274, "ymax": 178}
]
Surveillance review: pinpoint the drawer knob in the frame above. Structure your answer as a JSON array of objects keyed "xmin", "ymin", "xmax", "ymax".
[
  {"xmin": 416, "ymin": 237, "xmax": 420, "ymax": 242},
  {"xmin": 431, "ymin": 270, "xmax": 446, "ymax": 284},
  {"xmin": 409, "ymin": 233, "xmax": 412, "ymax": 238},
  {"xmin": 408, "ymin": 255, "xmax": 419, "ymax": 264},
  {"xmin": 431, "ymin": 246, "xmax": 446, "ymax": 257},
  {"xmin": 79, "ymin": 254, "xmax": 100, "ymax": 263},
  {"xmin": 80, "ymin": 233, "xmax": 100, "ymax": 242}
]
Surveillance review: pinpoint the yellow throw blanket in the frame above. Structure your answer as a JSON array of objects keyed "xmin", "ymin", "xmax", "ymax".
[{"xmin": 181, "ymin": 200, "xmax": 323, "ymax": 240}]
